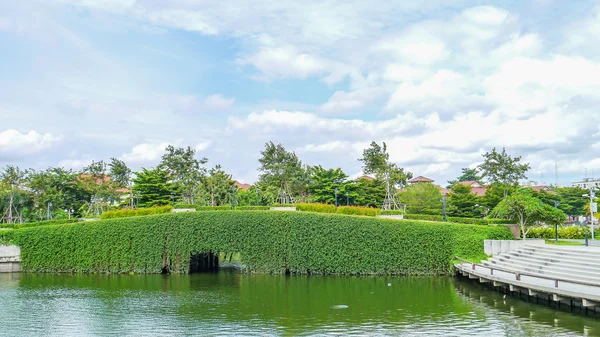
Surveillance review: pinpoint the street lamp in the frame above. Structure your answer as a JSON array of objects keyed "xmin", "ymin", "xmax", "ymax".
[
  {"xmin": 441, "ymin": 195, "xmax": 447, "ymax": 221},
  {"xmin": 346, "ymin": 191, "xmax": 349, "ymax": 206},
  {"xmin": 232, "ymin": 185, "xmax": 237, "ymax": 209},
  {"xmin": 334, "ymin": 188, "xmax": 338, "ymax": 208},
  {"xmin": 255, "ymin": 189, "xmax": 260, "ymax": 206},
  {"xmin": 136, "ymin": 191, "xmax": 141, "ymax": 208},
  {"xmin": 47, "ymin": 202, "xmax": 52, "ymax": 220},
  {"xmin": 554, "ymin": 201, "xmax": 560, "ymax": 242},
  {"xmin": 583, "ymin": 187, "xmax": 596, "ymax": 240},
  {"xmin": 171, "ymin": 193, "xmax": 175, "ymax": 205}
]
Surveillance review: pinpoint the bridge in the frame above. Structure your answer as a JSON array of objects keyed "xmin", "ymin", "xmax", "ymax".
[{"xmin": 456, "ymin": 242, "xmax": 600, "ymax": 312}]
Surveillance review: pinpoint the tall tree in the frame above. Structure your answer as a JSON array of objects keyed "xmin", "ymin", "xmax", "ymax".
[
  {"xmin": 447, "ymin": 168, "xmax": 483, "ymax": 188},
  {"xmin": 353, "ymin": 178, "xmax": 386, "ymax": 208},
  {"xmin": 478, "ymin": 148, "xmax": 530, "ymax": 197},
  {"xmin": 257, "ymin": 142, "xmax": 304, "ymax": 203},
  {"xmin": 0, "ymin": 166, "xmax": 29, "ymax": 223},
  {"xmin": 306, "ymin": 166, "xmax": 352, "ymax": 205},
  {"xmin": 132, "ymin": 168, "xmax": 176, "ymax": 208},
  {"xmin": 81, "ymin": 160, "xmax": 115, "ymax": 216},
  {"xmin": 27, "ymin": 167, "xmax": 87, "ymax": 220},
  {"xmin": 109, "ymin": 158, "xmax": 133, "ymax": 208},
  {"xmin": 447, "ymin": 184, "xmax": 482, "ymax": 218},
  {"xmin": 491, "ymin": 190, "xmax": 566, "ymax": 239},
  {"xmin": 359, "ymin": 141, "xmax": 412, "ymax": 209},
  {"xmin": 159, "ymin": 145, "xmax": 207, "ymax": 204},
  {"xmin": 398, "ymin": 183, "xmax": 443, "ymax": 215},
  {"xmin": 555, "ymin": 187, "xmax": 588, "ymax": 216},
  {"xmin": 201, "ymin": 165, "xmax": 234, "ymax": 206}
]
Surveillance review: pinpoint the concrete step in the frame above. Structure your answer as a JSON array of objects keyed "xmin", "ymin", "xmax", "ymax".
[
  {"xmin": 483, "ymin": 259, "xmax": 600, "ymax": 285},
  {"xmin": 504, "ymin": 250, "xmax": 600, "ymax": 269},
  {"xmin": 522, "ymin": 244, "xmax": 600, "ymax": 259},
  {"xmin": 514, "ymin": 249, "xmax": 600, "ymax": 266},
  {"xmin": 493, "ymin": 255, "xmax": 600, "ymax": 279}
]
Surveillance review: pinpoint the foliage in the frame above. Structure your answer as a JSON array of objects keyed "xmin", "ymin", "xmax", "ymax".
[
  {"xmin": 379, "ymin": 210, "xmax": 405, "ymax": 215},
  {"xmin": 80, "ymin": 160, "xmax": 117, "ymax": 216},
  {"xmin": 482, "ymin": 183, "xmax": 515, "ymax": 211},
  {"xmin": 359, "ymin": 141, "xmax": 412, "ymax": 189},
  {"xmin": 236, "ymin": 206, "xmax": 271, "ymax": 210},
  {"xmin": 296, "ymin": 203, "xmax": 336, "ymax": 213},
  {"xmin": 159, "ymin": 145, "xmax": 207, "ymax": 204},
  {"xmin": 10, "ymin": 211, "xmax": 513, "ymax": 275},
  {"xmin": 447, "ymin": 184, "xmax": 481, "ymax": 218},
  {"xmin": 194, "ymin": 206, "xmax": 232, "ymax": 211},
  {"xmin": 491, "ymin": 191, "xmax": 567, "ymax": 239},
  {"xmin": 270, "ymin": 204, "xmax": 297, "ymax": 208},
  {"xmin": 257, "ymin": 142, "xmax": 304, "ymax": 202},
  {"xmin": 353, "ymin": 178, "xmax": 386, "ymax": 208},
  {"xmin": 335, "ymin": 206, "xmax": 379, "ymax": 217},
  {"xmin": 556, "ymin": 187, "xmax": 588, "ymax": 216},
  {"xmin": 447, "ymin": 168, "xmax": 483, "ymax": 188},
  {"xmin": 528, "ymin": 226, "xmax": 598, "ymax": 240},
  {"xmin": 100, "ymin": 206, "xmax": 173, "ymax": 219},
  {"xmin": 132, "ymin": 168, "xmax": 178, "ymax": 207},
  {"xmin": 478, "ymin": 147, "xmax": 530, "ymax": 197},
  {"xmin": 307, "ymin": 166, "xmax": 353, "ymax": 205},
  {"xmin": 13, "ymin": 219, "xmax": 80, "ymax": 229},
  {"xmin": 109, "ymin": 158, "xmax": 133, "ymax": 207},
  {"xmin": 200, "ymin": 165, "xmax": 234, "ymax": 206},
  {"xmin": 0, "ymin": 229, "xmax": 15, "ymax": 244},
  {"xmin": 398, "ymin": 183, "xmax": 443, "ymax": 215},
  {"xmin": 402, "ymin": 213, "xmax": 514, "ymax": 225}
]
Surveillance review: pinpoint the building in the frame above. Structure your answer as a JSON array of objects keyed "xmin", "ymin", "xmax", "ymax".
[
  {"xmin": 457, "ymin": 181, "xmax": 487, "ymax": 197},
  {"xmin": 407, "ymin": 176, "xmax": 435, "ymax": 185},
  {"xmin": 233, "ymin": 181, "xmax": 252, "ymax": 191},
  {"xmin": 353, "ymin": 175, "xmax": 374, "ymax": 183},
  {"xmin": 573, "ymin": 178, "xmax": 600, "ymax": 189}
]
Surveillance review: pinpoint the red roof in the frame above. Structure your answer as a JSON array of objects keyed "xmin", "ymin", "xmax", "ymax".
[
  {"xmin": 234, "ymin": 181, "xmax": 252, "ymax": 191},
  {"xmin": 456, "ymin": 181, "xmax": 486, "ymax": 196},
  {"xmin": 439, "ymin": 186, "xmax": 450, "ymax": 195},
  {"xmin": 79, "ymin": 174, "xmax": 111, "ymax": 185},
  {"xmin": 354, "ymin": 175, "xmax": 374, "ymax": 182},
  {"xmin": 408, "ymin": 176, "xmax": 434, "ymax": 183},
  {"xmin": 531, "ymin": 185, "xmax": 556, "ymax": 194}
]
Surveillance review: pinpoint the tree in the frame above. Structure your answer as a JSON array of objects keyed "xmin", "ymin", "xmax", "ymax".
[
  {"xmin": 491, "ymin": 191, "xmax": 566, "ymax": 239},
  {"xmin": 109, "ymin": 158, "xmax": 133, "ymax": 208},
  {"xmin": 478, "ymin": 148, "xmax": 530, "ymax": 197},
  {"xmin": 257, "ymin": 142, "xmax": 304, "ymax": 203},
  {"xmin": 27, "ymin": 167, "xmax": 87, "ymax": 220},
  {"xmin": 159, "ymin": 145, "xmax": 207, "ymax": 204},
  {"xmin": 398, "ymin": 183, "xmax": 443, "ymax": 215},
  {"xmin": 132, "ymin": 168, "xmax": 177, "ymax": 208},
  {"xmin": 359, "ymin": 141, "xmax": 412, "ymax": 209},
  {"xmin": 447, "ymin": 168, "xmax": 483, "ymax": 188},
  {"xmin": 201, "ymin": 165, "xmax": 234, "ymax": 206},
  {"xmin": 447, "ymin": 184, "xmax": 482, "ymax": 218},
  {"xmin": 353, "ymin": 178, "xmax": 386, "ymax": 208},
  {"xmin": 306, "ymin": 166, "xmax": 352, "ymax": 205},
  {"xmin": 80, "ymin": 160, "xmax": 117, "ymax": 216},
  {"xmin": 482, "ymin": 183, "xmax": 515, "ymax": 212},
  {"xmin": 0, "ymin": 166, "xmax": 29, "ymax": 223},
  {"xmin": 556, "ymin": 187, "xmax": 588, "ymax": 216}
]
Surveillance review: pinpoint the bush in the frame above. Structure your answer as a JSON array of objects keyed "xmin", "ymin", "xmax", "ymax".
[
  {"xmin": 236, "ymin": 206, "xmax": 270, "ymax": 210},
  {"xmin": 527, "ymin": 225, "xmax": 599, "ymax": 239},
  {"xmin": 379, "ymin": 210, "xmax": 405, "ymax": 215},
  {"xmin": 14, "ymin": 219, "xmax": 80, "ymax": 229},
  {"xmin": 10, "ymin": 211, "xmax": 513, "ymax": 275},
  {"xmin": 270, "ymin": 203, "xmax": 297, "ymax": 208},
  {"xmin": 336, "ymin": 206, "xmax": 379, "ymax": 217},
  {"xmin": 296, "ymin": 203, "xmax": 336, "ymax": 213},
  {"xmin": 403, "ymin": 214, "xmax": 515, "ymax": 225},
  {"xmin": 100, "ymin": 206, "xmax": 173, "ymax": 219},
  {"xmin": 173, "ymin": 203, "xmax": 198, "ymax": 209},
  {"xmin": 195, "ymin": 206, "xmax": 232, "ymax": 211},
  {"xmin": 0, "ymin": 229, "xmax": 15, "ymax": 244}
]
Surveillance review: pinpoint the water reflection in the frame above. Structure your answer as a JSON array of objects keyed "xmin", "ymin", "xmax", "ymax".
[{"xmin": 0, "ymin": 272, "xmax": 598, "ymax": 336}]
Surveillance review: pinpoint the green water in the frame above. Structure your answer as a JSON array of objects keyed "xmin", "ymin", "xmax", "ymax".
[{"xmin": 0, "ymin": 271, "xmax": 598, "ymax": 336}]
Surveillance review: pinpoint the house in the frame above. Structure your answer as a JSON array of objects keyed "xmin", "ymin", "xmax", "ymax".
[
  {"xmin": 572, "ymin": 178, "xmax": 600, "ymax": 189},
  {"xmin": 233, "ymin": 181, "xmax": 252, "ymax": 191},
  {"xmin": 353, "ymin": 175, "xmax": 374, "ymax": 183},
  {"xmin": 407, "ymin": 176, "xmax": 435, "ymax": 185},
  {"xmin": 457, "ymin": 181, "xmax": 487, "ymax": 197}
]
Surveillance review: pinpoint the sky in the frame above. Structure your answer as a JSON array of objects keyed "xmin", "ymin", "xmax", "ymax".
[{"xmin": 1, "ymin": 0, "xmax": 600, "ymax": 186}]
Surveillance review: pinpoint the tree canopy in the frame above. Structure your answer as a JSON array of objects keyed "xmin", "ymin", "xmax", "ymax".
[
  {"xmin": 447, "ymin": 168, "xmax": 482, "ymax": 188},
  {"xmin": 478, "ymin": 148, "xmax": 530, "ymax": 196},
  {"xmin": 398, "ymin": 183, "xmax": 443, "ymax": 215},
  {"xmin": 447, "ymin": 184, "xmax": 481, "ymax": 218},
  {"xmin": 257, "ymin": 142, "xmax": 304, "ymax": 202}
]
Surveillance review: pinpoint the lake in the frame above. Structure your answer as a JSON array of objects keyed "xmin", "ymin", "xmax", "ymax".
[{"xmin": 0, "ymin": 270, "xmax": 598, "ymax": 336}]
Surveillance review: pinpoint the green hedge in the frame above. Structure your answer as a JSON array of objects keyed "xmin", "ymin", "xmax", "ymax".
[
  {"xmin": 194, "ymin": 206, "xmax": 233, "ymax": 211},
  {"xmin": 379, "ymin": 210, "xmax": 405, "ymax": 215},
  {"xmin": 270, "ymin": 203, "xmax": 297, "ymax": 208},
  {"xmin": 527, "ymin": 226, "xmax": 600, "ymax": 239},
  {"xmin": 0, "ymin": 229, "xmax": 15, "ymax": 244},
  {"xmin": 296, "ymin": 203, "xmax": 336, "ymax": 213},
  {"xmin": 0, "ymin": 219, "xmax": 79, "ymax": 230},
  {"xmin": 403, "ymin": 214, "xmax": 514, "ymax": 225},
  {"xmin": 9, "ymin": 211, "xmax": 512, "ymax": 275},
  {"xmin": 336, "ymin": 206, "xmax": 379, "ymax": 217},
  {"xmin": 236, "ymin": 206, "xmax": 270, "ymax": 210},
  {"xmin": 100, "ymin": 206, "xmax": 173, "ymax": 219}
]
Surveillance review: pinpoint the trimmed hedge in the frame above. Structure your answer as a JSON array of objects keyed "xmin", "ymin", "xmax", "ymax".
[
  {"xmin": 236, "ymin": 206, "xmax": 270, "ymax": 210},
  {"xmin": 195, "ymin": 206, "xmax": 233, "ymax": 211},
  {"xmin": 403, "ymin": 214, "xmax": 514, "ymax": 225},
  {"xmin": 174, "ymin": 204, "xmax": 270, "ymax": 211},
  {"xmin": 0, "ymin": 219, "xmax": 79, "ymax": 230},
  {"xmin": 0, "ymin": 229, "xmax": 15, "ymax": 244},
  {"xmin": 296, "ymin": 203, "xmax": 336, "ymax": 213},
  {"xmin": 379, "ymin": 210, "xmax": 405, "ymax": 215},
  {"xmin": 336, "ymin": 206, "xmax": 379, "ymax": 217},
  {"xmin": 9, "ymin": 211, "xmax": 512, "ymax": 275},
  {"xmin": 527, "ymin": 226, "xmax": 600, "ymax": 239},
  {"xmin": 270, "ymin": 203, "xmax": 297, "ymax": 208},
  {"xmin": 100, "ymin": 206, "xmax": 173, "ymax": 219}
]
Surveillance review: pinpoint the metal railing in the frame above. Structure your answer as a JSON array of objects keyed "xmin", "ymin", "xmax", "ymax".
[{"xmin": 455, "ymin": 256, "xmax": 600, "ymax": 289}]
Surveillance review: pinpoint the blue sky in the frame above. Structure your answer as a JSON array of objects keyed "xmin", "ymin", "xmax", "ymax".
[{"xmin": 1, "ymin": 0, "xmax": 600, "ymax": 186}]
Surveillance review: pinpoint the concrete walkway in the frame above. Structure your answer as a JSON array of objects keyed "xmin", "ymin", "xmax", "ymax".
[{"xmin": 456, "ymin": 243, "xmax": 600, "ymax": 309}]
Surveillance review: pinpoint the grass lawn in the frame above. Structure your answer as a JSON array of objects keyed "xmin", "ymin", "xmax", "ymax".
[{"xmin": 544, "ymin": 240, "xmax": 584, "ymax": 246}]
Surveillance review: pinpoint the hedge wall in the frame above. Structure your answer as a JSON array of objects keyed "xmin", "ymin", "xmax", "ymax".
[
  {"xmin": 0, "ymin": 219, "xmax": 79, "ymax": 230},
  {"xmin": 9, "ymin": 211, "xmax": 512, "ymax": 275},
  {"xmin": 527, "ymin": 226, "xmax": 600, "ymax": 239},
  {"xmin": 101, "ymin": 206, "xmax": 173, "ymax": 219},
  {"xmin": 403, "ymin": 214, "xmax": 514, "ymax": 225},
  {"xmin": 336, "ymin": 206, "xmax": 379, "ymax": 217}
]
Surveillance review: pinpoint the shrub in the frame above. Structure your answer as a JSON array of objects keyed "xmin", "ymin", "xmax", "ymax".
[
  {"xmin": 14, "ymin": 219, "xmax": 79, "ymax": 229},
  {"xmin": 10, "ymin": 211, "xmax": 513, "ymax": 275},
  {"xmin": 195, "ymin": 206, "xmax": 232, "ymax": 211},
  {"xmin": 100, "ymin": 206, "xmax": 173, "ymax": 219},
  {"xmin": 270, "ymin": 203, "xmax": 297, "ymax": 208},
  {"xmin": 379, "ymin": 210, "xmax": 405, "ymax": 215},
  {"xmin": 403, "ymin": 214, "xmax": 515, "ymax": 225},
  {"xmin": 173, "ymin": 203, "xmax": 198, "ymax": 209},
  {"xmin": 336, "ymin": 206, "xmax": 379, "ymax": 217},
  {"xmin": 0, "ymin": 229, "xmax": 15, "ymax": 244},
  {"xmin": 236, "ymin": 206, "xmax": 270, "ymax": 210},
  {"xmin": 296, "ymin": 203, "xmax": 336, "ymax": 213},
  {"xmin": 528, "ymin": 225, "xmax": 598, "ymax": 239}
]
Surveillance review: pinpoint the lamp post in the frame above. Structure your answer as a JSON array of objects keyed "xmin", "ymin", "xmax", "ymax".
[
  {"xmin": 171, "ymin": 193, "xmax": 175, "ymax": 205},
  {"xmin": 47, "ymin": 202, "xmax": 52, "ymax": 220},
  {"xmin": 232, "ymin": 186, "xmax": 237, "ymax": 209},
  {"xmin": 136, "ymin": 191, "xmax": 140, "ymax": 208},
  {"xmin": 255, "ymin": 189, "xmax": 260, "ymax": 206},
  {"xmin": 334, "ymin": 188, "xmax": 338, "ymax": 208},
  {"xmin": 346, "ymin": 191, "xmax": 349, "ymax": 206},
  {"xmin": 441, "ymin": 195, "xmax": 447, "ymax": 222},
  {"xmin": 554, "ymin": 200, "xmax": 560, "ymax": 242},
  {"xmin": 583, "ymin": 188, "xmax": 596, "ymax": 240}
]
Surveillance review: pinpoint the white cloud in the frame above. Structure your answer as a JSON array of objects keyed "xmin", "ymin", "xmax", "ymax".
[
  {"xmin": 298, "ymin": 141, "xmax": 350, "ymax": 153},
  {"xmin": 239, "ymin": 46, "xmax": 331, "ymax": 79},
  {"xmin": 202, "ymin": 95, "xmax": 235, "ymax": 111},
  {"xmin": 120, "ymin": 142, "xmax": 170, "ymax": 164},
  {"xmin": 376, "ymin": 29, "xmax": 450, "ymax": 65},
  {"xmin": 0, "ymin": 129, "xmax": 62, "ymax": 155},
  {"xmin": 319, "ymin": 87, "xmax": 386, "ymax": 114},
  {"xmin": 195, "ymin": 141, "xmax": 211, "ymax": 152},
  {"xmin": 58, "ymin": 158, "xmax": 93, "ymax": 170}
]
